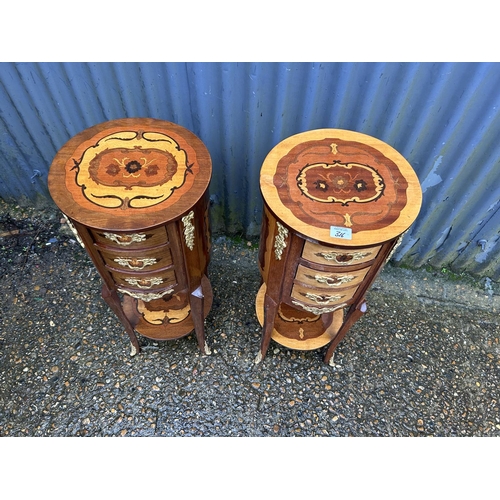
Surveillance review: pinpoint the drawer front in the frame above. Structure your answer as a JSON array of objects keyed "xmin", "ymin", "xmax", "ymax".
[
  {"xmin": 111, "ymin": 268, "xmax": 177, "ymax": 291},
  {"xmin": 291, "ymin": 283, "xmax": 358, "ymax": 308},
  {"xmin": 295, "ymin": 264, "xmax": 370, "ymax": 290},
  {"xmin": 302, "ymin": 241, "xmax": 381, "ymax": 266},
  {"xmin": 99, "ymin": 245, "xmax": 173, "ymax": 272},
  {"xmin": 92, "ymin": 227, "xmax": 168, "ymax": 249}
]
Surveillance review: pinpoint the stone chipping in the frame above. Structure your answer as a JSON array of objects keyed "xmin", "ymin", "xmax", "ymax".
[{"xmin": 1, "ymin": 200, "xmax": 499, "ymax": 437}]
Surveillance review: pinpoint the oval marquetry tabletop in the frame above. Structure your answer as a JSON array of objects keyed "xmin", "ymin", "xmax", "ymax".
[
  {"xmin": 48, "ymin": 118, "xmax": 212, "ymax": 232},
  {"xmin": 260, "ymin": 129, "xmax": 422, "ymax": 246}
]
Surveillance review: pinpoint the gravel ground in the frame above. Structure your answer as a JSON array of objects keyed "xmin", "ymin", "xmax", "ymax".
[{"xmin": 1, "ymin": 200, "xmax": 500, "ymax": 438}]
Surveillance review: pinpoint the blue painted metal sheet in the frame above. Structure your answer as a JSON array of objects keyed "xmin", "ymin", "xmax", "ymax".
[{"xmin": 0, "ymin": 62, "xmax": 499, "ymax": 279}]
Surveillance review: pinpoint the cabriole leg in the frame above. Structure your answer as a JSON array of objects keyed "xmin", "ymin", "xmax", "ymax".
[
  {"xmin": 101, "ymin": 283, "xmax": 141, "ymax": 356},
  {"xmin": 323, "ymin": 301, "xmax": 368, "ymax": 365},
  {"xmin": 190, "ymin": 285, "xmax": 210, "ymax": 355},
  {"xmin": 256, "ymin": 293, "xmax": 278, "ymax": 364}
]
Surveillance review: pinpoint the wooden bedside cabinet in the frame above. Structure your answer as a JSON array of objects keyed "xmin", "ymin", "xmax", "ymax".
[
  {"xmin": 256, "ymin": 129, "xmax": 422, "ymax": 365},
  {"xmin": 48, "ymin": 118, "xmax": 213, "ymax": 356}
]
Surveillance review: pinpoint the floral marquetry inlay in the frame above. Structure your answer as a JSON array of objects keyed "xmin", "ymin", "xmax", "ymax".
[
  {"xmin": 260, "ymin": 128, "xmax": 422, "ymax": 246},
  {"xmin": 296, "ymin": 162, "xmax": 385, "ymax": 205},
  {"xmin": 73, "ymin": 130, "xmax": 192, "ymax": 210},
  {"xmin": 271, "ymin": 137, "xmax": 408, "ymax": 235},
  {"xmin": 48, "ymin": 118, "xmax": 213, "ymax": 352},
  {"xmin": 49, "ymin": 118, "xmax": 212, "ymax": 232},
  {"xmin": 256, "ymin": 128, "xmax": 422, "ymax": 362}
]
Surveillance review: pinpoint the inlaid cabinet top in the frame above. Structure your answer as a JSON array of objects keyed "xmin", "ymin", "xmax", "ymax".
[
  {"xmin": 48, "ymin": 118, "xmax": 212, "ymax": 231},
  {"xmin": 260, "ymin": 129, "xmax": 422, "ymax": 246}
]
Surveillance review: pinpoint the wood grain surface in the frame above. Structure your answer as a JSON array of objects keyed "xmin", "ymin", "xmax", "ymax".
[
  {"xmin": 48, "ymin": 118, "xmax": 212, "ymax": 231},
  {"xmin": 260, "ymin": 128, "xmax": 422, "ymax": 246},
  {"xmin": 255, "ymin": 284, "xmax": 344, "ymax": 350}
]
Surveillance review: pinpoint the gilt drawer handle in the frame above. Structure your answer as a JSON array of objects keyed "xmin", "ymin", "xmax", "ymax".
[
  {"xmin": 124, "ymin": 277, "xmax": 164, "ymax": 289},
  {"xmin": 113, "ymin": 257, "xmax": 157, "ymax": 270},
  {"xmin": 300, "ymin": 292, "xmax": 344, "ymax": 304},
  {"xmin": 118, "ymin": 288, "xmax": 173, "ymax": 302},
  {"xmin": 291, "ymin": 300, "xmax": 348, "ymax": 315},
  {"xmin": 103, "ymin": 232, "xmax": 147, "ymax": 246},
  {"xmin": 315, "ymin": 251, "xmax": 371, "ymax": 264},
  {"xmin": 306, "ymin": 274, "xmax": 355, "ymax": 287}
]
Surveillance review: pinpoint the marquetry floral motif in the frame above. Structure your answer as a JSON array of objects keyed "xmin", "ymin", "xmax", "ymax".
[
  {"xmin": 102, "ymin": 157, "xmax": 165, "ymax": 179},
  {"xmin": 73, "ymin": 130, "xmax": 192, "ymax": 209},
  {"xmin": 145, "ymin": 164, "xmax": 159, "ymax": 177},
  {"xmin": 272, "ymin": 137, "xmax": 409, "ymax": 233},
  {"xmin": 124, "ymin": 160, "xmax": 142, "ymax": 175},
  {"xmin": 138, "ymin": 300, "xmax": 191, "ymax": 325},
  {"xmin": 354, "ymin": 179, "xmax": 367, "ymax": 192},
  {"xmin": 332, "ymin": 175, "xmax": 349, "ymax": 192},
  {"xmin": 313, "ymin": 180, "xmax": 329, "ymax": 192},
  {"xmin": 106, "ymin": 164, "xmax": 121, "ymax": 176},
  {"xmin": 296, "ymin": 162, "xmax": 385, "ymax": 206}
]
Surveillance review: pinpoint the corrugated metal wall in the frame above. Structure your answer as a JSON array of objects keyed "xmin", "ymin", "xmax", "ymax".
[{"xmin": 1, "ymin": 62, "xmax": 499, "ymax": 279}]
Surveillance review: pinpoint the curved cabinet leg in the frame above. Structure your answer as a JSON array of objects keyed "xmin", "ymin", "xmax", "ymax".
[
  {"xmin": 190, "ymin": 285, "xmax": 210, "ymax": 355},
  {"xmin": 101, "ymin": 284, "xmax": 141, "ymax": 355},
  {"xmin": 323, "ymin": 301, "xmax": 367, "ymax": 365},
  {"xmin": 256, "ymin": 293, "xmax": 278, "ymax": 364}
]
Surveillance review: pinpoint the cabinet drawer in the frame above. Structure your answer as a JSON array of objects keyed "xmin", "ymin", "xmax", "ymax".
[
  {"xmin": 302, "ymin": 241, "xmax": 381, "ymax": 266},
  {"xmin": 111, "ymin": 268, "xmax": 177, "ymax": 291},
  {"xmin": 291, "ymin": 282, "xmax": 357, "ymax": 307},
  {"xmin": 99, "ymin": 244, "xmax": 173, "ymax": 271},
  {"xmin": 92, "ymin": 227, "xmax": 168, "ymax": 249},
  {"xmin": 295, "ymin": 264, "xmax": 370, "ymax": 289}
]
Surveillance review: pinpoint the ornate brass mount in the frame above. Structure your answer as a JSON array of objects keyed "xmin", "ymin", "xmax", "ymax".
[
  {"xmin": 62, "ymin": 214, "xmax": 85, "ymax": 248},
  {"xmin": 182, "ymin": 211, "xmax": 195, "ymax": 250},
  {"xmin": 274, "ymin": 222, "xmax": 289, "ymax": 260}
]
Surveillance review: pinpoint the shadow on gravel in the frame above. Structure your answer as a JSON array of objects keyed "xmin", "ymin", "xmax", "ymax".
[{"xmin": 1, "ymin": 201, "xmax": 499, "ymax": 437}]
